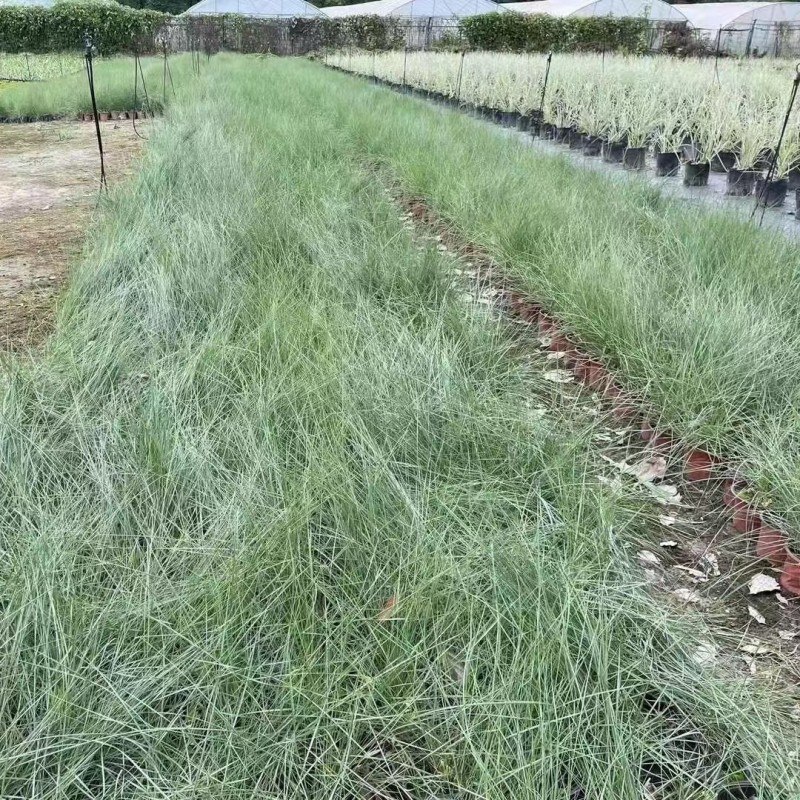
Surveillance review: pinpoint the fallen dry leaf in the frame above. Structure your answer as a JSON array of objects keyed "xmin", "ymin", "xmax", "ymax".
[
  {"xmin": 638, "ymin": 550, "xmax": 661, "ymax": 566},
  {"xmin": 700, "ymin": 552, "xmax": 720, "ymax": 577},
  {"xmin": 647, "ymin": 484, "xmax": 682, "ymax": 506},
  {"xmin": 740, "ymin": 642, "xmax": 771, "ymax": 655},
  {"xmin": 659, "ymin": 539, "xmax": 678, "ymax": 548},
  {"xmin": 672, "ymin": 587, "xmax": 701, "ymax": 604},
  {"xmin": 778, "ymin": 630, "xmax": 797, "ymax": 640},
  {"xmin": 631, "ymin": 456, "xmax": 667, "ymax": 483},
  {"xmin": 378, "ymin": 595, "xmax": 398, "ymax": 622},
  {"xmin": 740, "ymin": 655, "xmax": 758, "ymax": 675},
  {"xmin": 749, "ymin": 573, "xmax": 780, "ymax": 595},
  {"xmin": 777, "ymin": 593, "xmax": 789, "ymax": 607},
  {"xmin": 543, "ymin": 369, "xmax": 574, "ymax": 384},
  {"xmin": 674, "ymin": 565, "xmax": 708, "ymax": 582},
  {"xmin": 748, "ymin": 605, "xmax": 766, "ymax": 625},
  {"xmin": 692, "ymin": 641, "xmax": 717, "ymax": 667},
  {"xmin": 658, "ymin": 515, "xmax": 679, "ymax": 527}
]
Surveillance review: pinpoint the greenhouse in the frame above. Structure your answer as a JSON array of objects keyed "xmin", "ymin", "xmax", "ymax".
[
  {"xmin": 182, "ymin": 0, "xmax": 325, "ymax": 17},
  {"xmin": 678, "ymin": 2, "xmax": 800, "ymax": 56},
  {"xmin": 501, "ymin": 0, "xmax": 686, "ymax": 22},
  {"xmin": 323, "ymin": 0, "xmax": 504, "ymax": 18}
]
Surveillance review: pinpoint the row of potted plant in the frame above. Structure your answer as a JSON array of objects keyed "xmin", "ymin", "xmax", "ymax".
[{"xmin": 328, "ymin": 50, "xmax": 800, "ymax": 209}]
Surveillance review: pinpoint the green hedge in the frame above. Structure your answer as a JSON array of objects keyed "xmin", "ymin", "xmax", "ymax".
[
  {"xmin": 460, "ymin": 12, "xmax": 654, "ymax": 54},
  {"xmin": 0, "ymin": 3, "xmax": 167, "ymax": 54}
]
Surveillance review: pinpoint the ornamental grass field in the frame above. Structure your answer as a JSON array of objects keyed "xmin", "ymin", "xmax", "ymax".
[{"xmin": 1, "ymin": 53, "xmax": 799, "ymax": 799}]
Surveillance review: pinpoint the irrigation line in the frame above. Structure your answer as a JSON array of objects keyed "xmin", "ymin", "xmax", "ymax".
[
  {"xmin": 132, "ymin": 51, "xmax": 150, "ymax": 141},
  {"xmin": 751, "ymin": 64, "xmax": 800, "ymax": 226},
  {"xmin": 83, "ymin": 41, "xmax": 107, "ymax": 192}
]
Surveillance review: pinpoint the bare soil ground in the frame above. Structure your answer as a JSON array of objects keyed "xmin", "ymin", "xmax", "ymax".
[{"xmin": 0, "ymin": 120, "xmax": 145, "ymax": 350}]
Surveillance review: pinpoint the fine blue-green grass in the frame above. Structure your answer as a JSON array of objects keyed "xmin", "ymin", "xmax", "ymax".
[
  {"xmin": 0, "ymin": 54, "xmax": 796, "ymax": 799},
  {"xmin": 300, "ymin": 57, "xmax": 800, "ymax": 534}
]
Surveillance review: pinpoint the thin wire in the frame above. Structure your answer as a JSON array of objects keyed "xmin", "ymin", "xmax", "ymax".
[{"xmin": 132, "ymin": 52, "xmax": 147, "ymax": 140}]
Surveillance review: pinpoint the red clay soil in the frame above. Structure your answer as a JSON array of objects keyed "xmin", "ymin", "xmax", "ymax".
[{"xmin": 0, "ymin": 120, "xmax": 144, "ymax": 350}]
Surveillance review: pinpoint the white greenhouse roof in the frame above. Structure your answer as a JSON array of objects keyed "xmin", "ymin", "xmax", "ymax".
[
  {"xmin": 324, "ymin": 0, "xmax": 504, "ymax": 17},
  {"xmin": 678, "ymin": 2, "xmax": 800, "ymax": 32},
  {"xmin": 501, "ymin": 0, "xmax": 686, "ymax": 21},
  {"xmin": 0, "ymin": 0, "xmax": 55, "ymax": 5},
  {"xmin": 182, "ymin": 0, "xmax": 325, "ymax": 16}
]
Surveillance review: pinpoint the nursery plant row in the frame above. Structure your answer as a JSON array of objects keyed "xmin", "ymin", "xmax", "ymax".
[
  {"xmin": 5, "ymin": 53, "xmax": 799, "ymax": 799},
  {"xmin": 327, "ymin": 51, "xmax": 800, "ymax": 205}
]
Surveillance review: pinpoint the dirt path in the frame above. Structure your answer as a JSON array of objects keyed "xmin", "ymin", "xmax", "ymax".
[{"xmin": 0, "ymin": 120, "xmax": 145, "ymax": 350}]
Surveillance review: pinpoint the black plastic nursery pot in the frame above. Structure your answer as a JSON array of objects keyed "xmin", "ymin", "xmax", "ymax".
[
  {"xmin": 517, "ymin": 115, "xmax": 531, "ymax": 132},
  {"xmin": 622, "ymin": 147, "xmax": 646, "ymax": 170},
  {"xmin": 540, "ymin": 122, "xmax": 556, "ymax": 139},
  {"xmin": 582, "ymin": 135, "xmax": 602, "ymax": 156},
  {"xmin": 755, "ymin": 177, "xmax": 788, "ymax": 207},
  {"xmin": 725, "ymin": 168, "xmax": 760, "ymax": 197},
  {"xmin": 502, "ymin": 111, "xmax": 519, "ymax": 128},
  {"xmin": 554, "ymin": 126, "xmax": 572, "ymax": 143},
  {"xmin": 601, "ymin": 140, "xmax": 626, "ymax": 163},
  {"xmin": 568, "ymin": 127, "xmax": 583, "ymax": 149},
  {"xmin": 683, "ymin": 161, "xmax": 710, "ymax": 187},
  {"xmin": 787, "ymin": 168, "xmax": 800, "ymax": 190},
  {"xmin": 654, "ymin": 152, "xmax": 680, "ymax": 177},
  {"xmin": 711, "ymin": 150, "xmax": 737, "ymax": 173},
  {"xmin": 796, "ymin": 188, "xmax": 800, "ymax": 219}
]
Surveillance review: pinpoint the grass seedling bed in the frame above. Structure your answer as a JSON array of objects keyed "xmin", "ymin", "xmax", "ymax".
[
  {"xmin": 300, "ymin": 58, "xmax": 800, "ymax": 542},
  {"xmin": 0, "ymin": 54, "xmax": 192, "ymax": 120},
  {"xmin": 0, "ymin": 53, "xmax": 797, "ymax": 799}
]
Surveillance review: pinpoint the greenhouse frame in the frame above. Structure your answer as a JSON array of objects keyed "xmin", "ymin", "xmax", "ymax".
[
  {"xmin": 501, "ymin": 0, "xmax": 687, "ymax": 22},
  {"xmin": 323, "ymin": 0, "xmax": 505, "ymax": 19},
  {"xmin": 678, "ymin": 2, "xmax": 800, "ymax": 56},
  {"xmin": 182, "ymin": 0, "xmax": 325, "ymax": 17}
]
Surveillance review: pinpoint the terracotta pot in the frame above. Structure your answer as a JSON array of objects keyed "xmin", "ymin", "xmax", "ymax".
[
  {"xmin": 779, "ymin": 552, "xmax": 800, "ymax": 597},
  {"xmin": 99, "ymin": 112, "xmax": 110, "ymax": 121},
  {"xmin": 755, "ymin": 527, "xmax": 789, "ymax": 568},
  {"xmin": 519, "ymin": 304, "xmax": 542, "ymax": 324},
  {"xmin": 722, "ymin": 478, "xmax": 746, "ymax": 508},
  {"xmin": 538, "ymin": 316, "xmax": 558, "ymax": 336},
  {"xmin": 548, "ymin": 333, "xmax": 572, "ymax": 353},
  {"xmin": 576, "ymin": 358, "xmax": 609, "ymax": 391},
  {"xmin": 684, "ymin": 449, "xmax": 716, "ymax": 482},
  {"xmin": 731, "ymin": 496, "xmax": 761, "ymax": 534},
  {"xmin": 641, "ymin": 420, "xmax": 672, "ymax": 449}
]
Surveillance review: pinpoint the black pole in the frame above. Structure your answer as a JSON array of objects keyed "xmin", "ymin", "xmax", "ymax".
[
  {"xmin": 83, "ymin": 35, "xmax": 106, "ymax": 191},
  {"xmin": 402, "ymin": 46, "xmax": 408, "ymax": 90},
  {"xmin": 538, "ymin": 51, "xmax": 552, "ymax": 118},
  {"xmin": 455, "ymin": 49, "xmax": 465, "ymax": 106},
  {"xmin": 752, "ymin": 66, "xmax": 800, "ymax": 225}
]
